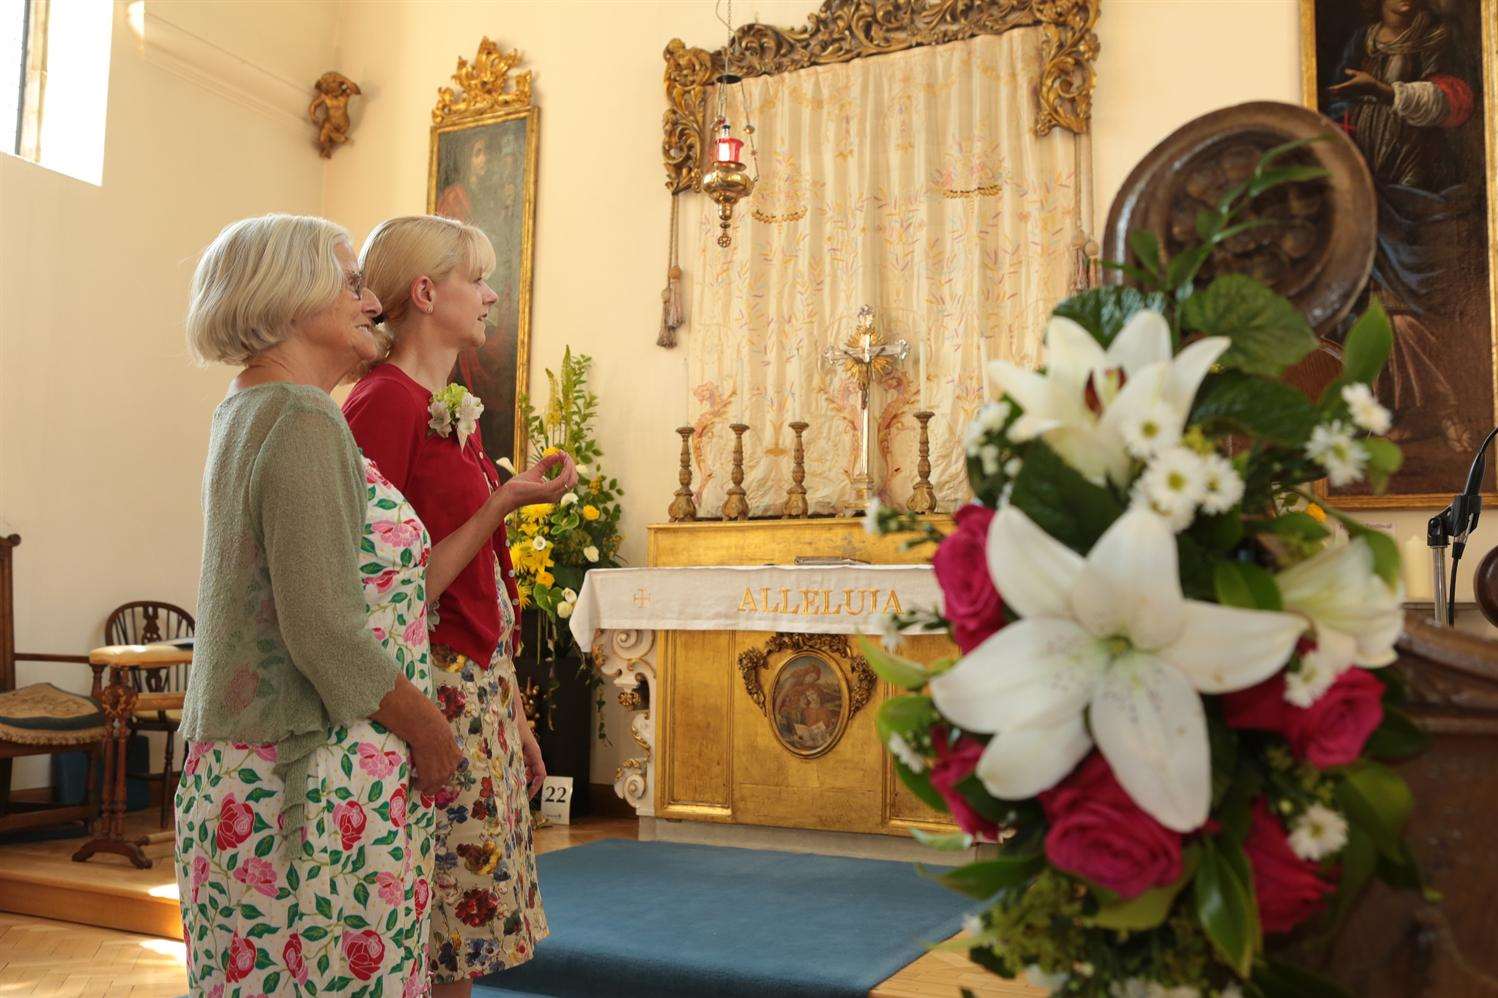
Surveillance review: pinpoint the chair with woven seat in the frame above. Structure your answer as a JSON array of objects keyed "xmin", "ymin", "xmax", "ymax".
[
  {"xmin": 104, "ymin": 601, "xmax": 194, "ymax": 828},
  {"xmin": 0, "ymin": 534, "xmax": 104, "ymax": 836}
]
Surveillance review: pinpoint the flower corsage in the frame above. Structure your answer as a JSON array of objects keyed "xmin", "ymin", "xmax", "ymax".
[{"xmin": 428, "ymin": 383, "xmax": 484, "ymax": 448}]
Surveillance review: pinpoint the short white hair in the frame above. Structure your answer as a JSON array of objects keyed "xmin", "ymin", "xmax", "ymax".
[{"xmin": 186, "ymin": 213, "xmax": 351, "ymax": 365}]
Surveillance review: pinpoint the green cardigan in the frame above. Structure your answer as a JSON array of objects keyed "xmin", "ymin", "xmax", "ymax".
[{"xmin": 179, "ymin": 383, "xmax": 402, "ymax": 827}]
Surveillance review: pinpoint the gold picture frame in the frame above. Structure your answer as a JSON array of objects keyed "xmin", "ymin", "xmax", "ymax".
[
  {"xmin": 427, "ymin": 39, "xmax": 539, "ymax": 470},
  {"xmin": 1300, "ymin": 0, "xmax": 1498, "ymax": 508},
  {"xmin": 737, "ymin": 633, "xmax": 875, "ymax": 760}
]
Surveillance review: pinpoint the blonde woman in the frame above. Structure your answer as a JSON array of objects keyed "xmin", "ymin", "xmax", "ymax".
[
  {"xmin": 344, "ymin": 215, "xmax": 570, "ymax": 995},
  {"xmin": 177, "ymin": 214, "xmax": 495, "ymax": 996}
]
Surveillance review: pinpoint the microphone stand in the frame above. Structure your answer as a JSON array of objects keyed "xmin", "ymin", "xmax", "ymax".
[{"xmin": 1433, "ymin": 425, "xmax": 1498, "ymax": 627}]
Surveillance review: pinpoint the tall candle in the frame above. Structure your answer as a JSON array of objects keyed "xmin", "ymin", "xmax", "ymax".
[
  {"xmin": 917, "ymin": 339, "xmax": 927, "ymax": 410},
  {"xmin": 978, "ymin": 336, "xmax": 991, "ymax": 401},
  {"xmin": 735, "ymin": 356, "xmax": 746, "ymax": 422}
]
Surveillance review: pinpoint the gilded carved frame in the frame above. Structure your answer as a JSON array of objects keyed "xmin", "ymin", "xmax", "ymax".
[
  {"xmin": 428, "ymin": 40, "xmax": 539, "ymax": 469},
  {"xmin": 738, "ymin": 633, "xmax": 876, "ymax": 759},
  {"xmin": 661, "ymin": 0, "xmax": 1101, "ymax": 193}
]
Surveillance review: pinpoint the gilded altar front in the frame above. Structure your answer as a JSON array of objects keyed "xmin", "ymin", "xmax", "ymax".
[{"xmin": 591, "ymin": 517, "xmax": 960, "ymax": 839}]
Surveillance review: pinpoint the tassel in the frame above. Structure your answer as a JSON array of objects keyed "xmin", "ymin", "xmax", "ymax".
[{"xmin": 658, "ymin": 194, "xmax": 685, "ymax": 348}]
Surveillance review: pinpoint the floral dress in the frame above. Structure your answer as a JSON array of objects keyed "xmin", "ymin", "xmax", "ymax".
[
  {"xmin": 427, "ymin": 559, "xmax": 548, "ymax": 982},
  {"xmin": 175, "ymin": 459, "xmax": 436, "ymax": 997}
]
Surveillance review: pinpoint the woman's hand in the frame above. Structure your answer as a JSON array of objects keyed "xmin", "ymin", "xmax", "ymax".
[
  {"xmin": 498, "ymin": 451, "xmax": 579, "ymax": 512},
  {"xmin": 371, "ymin": 675, "xmax": 462, "ymax": 794},
  {"xmin": 409, "ymin": 719, "xmax": 463, "ymax": 796},
  {"xmin": 1328, "ymin": 69, "xmax": 1393, "ymax": 102},
  {"xmin": 520, "ymin": 721, "xmax": 547, "ymax": 798}
]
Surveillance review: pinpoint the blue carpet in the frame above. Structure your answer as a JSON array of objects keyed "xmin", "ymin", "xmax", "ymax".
[{"xmin": 476, "ymin": 839, "xmax": 974, "ymax": 998}]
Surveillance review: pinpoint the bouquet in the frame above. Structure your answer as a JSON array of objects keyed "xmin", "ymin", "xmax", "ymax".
[
  {"xmin": 508, "ymin": 348, "xmax": 623, "ymax": 733},
  {"xmin": 866, "ymin": 142, "xmax": 1429, "ymax": 997}
]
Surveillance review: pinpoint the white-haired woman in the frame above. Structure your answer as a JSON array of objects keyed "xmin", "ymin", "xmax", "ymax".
[
  {"xmin": 344, "ymin": 215, "xmax": 570, "ymax": 995},
  {"xmin": 175, "ymin": 214, "xmax": 502, "ymax": 996}
]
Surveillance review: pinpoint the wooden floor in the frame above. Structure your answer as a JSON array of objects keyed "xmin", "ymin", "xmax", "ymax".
[{"xmin": 0, "ymin": 811, "xmax": 1038, "ymax": 997}]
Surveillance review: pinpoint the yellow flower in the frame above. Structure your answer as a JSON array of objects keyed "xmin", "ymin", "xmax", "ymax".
[
  {"xmin": 542, "ymin": 446, "xmax": 561, "ymax": 458},
  {"xmin": 1305, "ymin": 503, "xmax": 1327, "ymax": 524},
  {"xmin": 536, "ymin": 570, "xmax": 555, "ymax": 587},
  {"xmin": 582, "ymin": 505, "xmax": 600, "ymax": 521},
  {"xmin": 522, "ymin": 502, "xmax": 554, "ymax": 519}
]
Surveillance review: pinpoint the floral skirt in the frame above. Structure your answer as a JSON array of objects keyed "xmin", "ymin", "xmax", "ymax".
[
  {"xmin": 175, "ymin": 724, "xmax": 435, "ymax": 997},
  {"xmin": 428, "ymin": 644, "xmax": 548, "ymax": 982}
]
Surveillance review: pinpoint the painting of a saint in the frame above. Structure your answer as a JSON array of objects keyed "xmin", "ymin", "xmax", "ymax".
[
  {"xmin": 428, "ymin": 106, "xmax": 538, "ymax": 469},
  {"xmin": 770, "ymin": 656, "xmax": 847, "ymax": 758},
  {"xmin": 1304, "ymin": 0, "xmax": 1497, "ymax": 501}
]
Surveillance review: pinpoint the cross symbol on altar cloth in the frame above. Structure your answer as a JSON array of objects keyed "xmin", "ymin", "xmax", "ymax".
[{"xmin": 633, "ymin": 588, "xmax": 652, "ymax": 608}]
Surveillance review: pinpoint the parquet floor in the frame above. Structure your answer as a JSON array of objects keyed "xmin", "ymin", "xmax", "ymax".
[{"xmin": 0, "ymin": 812, "xmax": 1039, "ymax": 997}]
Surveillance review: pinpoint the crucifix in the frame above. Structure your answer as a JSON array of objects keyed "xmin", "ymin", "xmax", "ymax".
[{"xmin": 822, "ymin": 305, "xmax": 909, "ymax": 516}]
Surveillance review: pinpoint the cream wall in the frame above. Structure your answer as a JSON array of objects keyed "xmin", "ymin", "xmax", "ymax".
[
  {"xmin": 3, "ymin": 0, "xmax": 1490, "ymax": 790},
  {"xmin": 0, "ymin": 1, "xmax": 338, "ymax": 787}
]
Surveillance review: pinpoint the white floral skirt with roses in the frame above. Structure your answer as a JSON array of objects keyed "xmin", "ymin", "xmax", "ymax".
[{"xmin": 174, "ymin": 458, "xmax": 436, "ymax": 996}]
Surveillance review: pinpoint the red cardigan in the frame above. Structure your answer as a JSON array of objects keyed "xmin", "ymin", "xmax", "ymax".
[{"xmin": 343, "ymin": 364, "xmax": 522, "ymax": 664}]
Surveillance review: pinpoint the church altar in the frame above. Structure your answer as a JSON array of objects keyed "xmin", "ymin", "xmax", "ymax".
[{"xmin": 570, "ymin": 518, "xmax": 962, "ymax": 843}]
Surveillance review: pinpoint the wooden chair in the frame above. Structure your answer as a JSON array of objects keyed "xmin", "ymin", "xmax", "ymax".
[
  {"xmin": 0, "ymin": 535, "xmax": 104, "ymax": 836},
  {"xmin": 104, "ymin": 601, "xmax": 194, "ymax": 829}
]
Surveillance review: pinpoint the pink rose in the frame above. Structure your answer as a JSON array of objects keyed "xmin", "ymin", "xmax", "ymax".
[
  {"xmin": 377, "ymin": 871, "xmax": 404, "ymax": 906},
  {"xmin": 367, "ymin": 568, "xmax": 399, "ymax": 594},
  {"xmin": 357, "ymin": 742, "xmax": 401, "ymax": 779},
  {"xmin": 403, "ymin": 614, "xmax": 428, "ymax": 648},
  {"xmin": 185, "ymin": 741, "xmax": 211, "ymax": 775},
  {"xmin": 1039, "ymin": 753, "xmax": 1184, "ymax": 899},
  {"xmin": 232, "ymin": 856, "xmax": 278, "ymax": 898},
  {"xmin": 932, "ymin": 503, "xmax": 1007, "ymax": 653},
  {"xmin": 231, "ymin": 742, "xmax": 277, "ymax": 762},
  {"xmin": 191, "ymin": 854, "xmax": 209, "ymax": 902},
  {"xmin": 403, "ymin": 971, "xmax": 426, "ymax": 998},
  {"xmin": 1222, "ymin": 669, "xmax": 1384, "ymax": 768},
  {"xmin": 389, "ymin": 784, "xmax": 408, "ymax": 829},
  {"xmin": 332, "ymin": 800, "xmax": 367, "ymax": 851},
  {"xmin": 226, "ymin": 933, "xmax": 257, "ymax": 983},
  {"xmin": 341, "ymin": 929, "xmax": 386, "ymax": 981},
  {"xmin": 215, "ymin": 794, "xmax": 254, "ymax": 850},
  {"xmin": 928, "ymin": 728, "xmax": 1002, "ymax": 841},
  {"xmin": 283, "ymin": 932, "xmax": 308, "ymax": 985},
  {"xmin": 372, "ymin": 520, "xmax": 421, "ymax": 548},
  {"xmin": 1243, "ymin": 798, "xmax": 1335, "ymax": 933},
  {"xmin": 224, "ymin": 667, "xmax": 261, "ymax": 713},
  {"xmin": 414, "ymin": 877, "xmax": 430, "ymax": 916}
]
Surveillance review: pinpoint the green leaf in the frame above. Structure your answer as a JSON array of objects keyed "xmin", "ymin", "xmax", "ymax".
[
  {"xmin": 1166, "ymin": 243, "xmax": 1215, "ymax": 292},
  {"xmin": 1337, "ymin": 760, "xmax": 1413, "ymax": 862},
  {"xmin": 253, "ymin": 835, "xmax": 275, "ymax": 858},
  {"xmin": 1087, "ymin": 846, "xmax": 1201, "ymax": 929},
  {"xmin": 1190, "ymin": 371, "xmax": 1319, "ymax": 446},
  {"xmin": 1129, "ymin": 229, "xmax": 1166, "ymax": 281},
  {"xmin": 1246, "ymin": 164, "xmax": 1329, "ymax": 198},
  {"xmin": 353, "ymin": 881, "xmax": 369, "ymax": 907},
  {"xmin": 1050, "ymin": 286, "xmax": 1172, "ymax": 346},
  {"xmin": 302, "ymin": 925, "xmax": 329, "ymax": 942},
  {"xmin": 857, "ymin": 637, "xmax": 931, "ymax": 690},
  {"xmin": 1181, "ymin": 275, "xmax": 1317, "ymax": 376},
  {"xmin": 315, "ymin": 894, "xmax": 334, "ymax": 920},
  {"xmin": 1252, "ymin": 957, "xmax": 1352, "ymax": 998},
  {"xmin": 1194, "ymin": 839, "xmax": 1260, "ymax": 978},
  {"xmin": 1328, "ymin": 824, "xmax": 1378, "ymax": 930},
  {"xmin": 909, "ymin": 828, "xmax": 975, "ymax": 851},
  {"xmin": 1213, "ymin": 560, "xmax": 1284, "ymax": 611},
  {"xmin": 894, "ymin": 759, "xmax": 948, "ymax": 813},
  {"xmin": 343, "ymin": 913, "xmax": 370, "ymax": 929},
  {"xmin": 876, "ymin": 695, "xmax": 938, "ymax": 742},
  {"xmin": 236, "ymin": 768, "xmax": 262, "ymax": 784},
  {"xmin": 1009, "ymin": 441, "xmax": 1123, "ymax": 555},
  {"xmin": 1322, "ymin": 296, "xmax": 1393, "ymax": 400},
  {"xmin": 254, "ymin": 947, "xmax": 275, "ymax": 970},
  {"xmin": 247, "ymin": 923, "xmax": 278, "ymax": 939},
  {"xmin": 1259, "ymin": 511, "xmax": 1330, "ymax": 545},
  {"xmin": 1306, "ymin": 501, "xmax": 1402, "ymax": 587},
  {"xmin": 1363, "ymin": 437, "xmax": 1403, "ymax": 492},
  {"xmin": 263, "ymin": 971, "xmax": 283, "ymax": 994},
  {"xmin": 340, "ymin": 753, "xmax": 353, "ymax": 779},
  {"xmin": 239, "ymin": 903, "xmax": 265, "ymax": 920},
  {"xmin": 922, "ymin": 851, "xmax": 1044, "ymax": 900},
  {"xmin": 1363, "ymin": 707, "xmax": 1429, "ymax": 761}
]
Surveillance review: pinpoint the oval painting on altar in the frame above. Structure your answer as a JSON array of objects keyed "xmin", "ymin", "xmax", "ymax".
[{"xmin": 769, "ymin": 654, "xmax": 849, "ymax": 759}]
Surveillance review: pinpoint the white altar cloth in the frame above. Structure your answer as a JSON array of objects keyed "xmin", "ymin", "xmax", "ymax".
[{"xmin": 568, "ymin": 564, "xmax": 944, "ymax": 650}]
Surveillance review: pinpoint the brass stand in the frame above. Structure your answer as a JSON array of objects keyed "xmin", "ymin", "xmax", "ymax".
[
  {"xmin": 908, "ymin": 410, "xmax": 937, "ymax": 514},
  {"xmin": 669, "ymin": 426, "xmax": 698, "ymax": 522},
  {"xmin": 722, "ymin": 423, "xmax": 750, "ymax": 521},
  {"xmin": 784, "ymin": 421, "xmax": 809, "ymax": 518}
]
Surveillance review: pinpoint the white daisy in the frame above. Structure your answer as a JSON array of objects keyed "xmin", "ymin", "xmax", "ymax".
[
  {"xmin": 1283, "ymin": 655, "xmax": 1339, "ymax": 708},
  {"xmin": 876, "ymin": 612, "xmax": 903, "ymax": 652},
  {"xmin": 1341, "ymin": 383, "xmax": 1391, "ymax": 435},
  {"xmin": 1135, "ymin": 447, "xmax": 1207, "ymax": 532},
  {"xmin": 561, "ymin": 492, "xmax": 579, "ymax": 506},
  {"xmin": 1289, "ymin": 803, "xmax": 1349, "ymax": 861},
  {"xmin": 531, "ymin": 536, "xmax": 549, "ymax": 551},
  {"xmin": 887, "ymin": 732, "xmax": 925, "ymax": 773},
  {"xmin": 1198, "ymin": 453, "xmax": 1245, "ymax": 515},
  {"xmin": 979, "ymin": 401, "xmax": 1012, "ymax": 433},
  {"xmin": 1120, "ymin": 398, "xmax": 1182, "ymax": 459},
  {"xmin": 1305, "ymin": 421, "xmax": 1368, "ymax": 487},
  {"xmin": 1004, "ymin": 457, "xmax": 1023, "ymax": 478},
  {"xmin": 980, "ymin": 444, "xmax": 1003, "ymax": 477},
  {"xmin": 963, "ymin": 419, "xmax": 986, "ymax": 457}
]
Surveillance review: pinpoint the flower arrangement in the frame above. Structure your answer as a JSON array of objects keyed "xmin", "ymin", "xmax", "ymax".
[
  {"xmin": 866, "ymin": 142, "xmax": 1429, "ymax": 997},
  {"xmin": 427, "ymin": 383, "xmax": 484, "ymax": 447},
  {"xmin": 508, "ymin": 348, "xmax": 623, "ymax": 734}
]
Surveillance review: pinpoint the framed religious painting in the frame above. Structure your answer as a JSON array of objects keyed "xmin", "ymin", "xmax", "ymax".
[
  {"xmin": 1301, "ymin": 0, "xmax": 1498, "ymax": 506},
  {"xmin": 427, "ymin": 40, "xmax": 540, "ymax": 470},
  {"xmin": 768, "ymin": 653, "xmax": 850, "ymax": 759}
]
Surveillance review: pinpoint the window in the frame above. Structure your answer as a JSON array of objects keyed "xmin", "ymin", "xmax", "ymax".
[{"xmin": 1, "ymin": 0, "xmax": 111, "ymax": 185}]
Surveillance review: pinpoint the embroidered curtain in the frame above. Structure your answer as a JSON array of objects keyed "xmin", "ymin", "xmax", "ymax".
[{"xmin": 687, "ymin": 28, "xmax": 1091, "ymax": 516}]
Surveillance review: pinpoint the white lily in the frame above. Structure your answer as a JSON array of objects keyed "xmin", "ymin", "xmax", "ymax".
[
  {"xmin": 1275, "ymin": 537, "xmax": 1403, "ymax": 685},
  {"xmin": 988, "ymin": 311, "xmax": 1228, "ymax": 486},
  {"xmin": 929, "ymin": 505, "xmax": 1305, "ymax": 831}
]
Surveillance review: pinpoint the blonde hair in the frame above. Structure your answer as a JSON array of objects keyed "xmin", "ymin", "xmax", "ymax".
[
  {"xmin": 358, "ymin": 215, "xmax": 497, "ymax": 364},
  {"xmin": 185, "ymin": 214, "xmax": 351, "ymax": 365}
]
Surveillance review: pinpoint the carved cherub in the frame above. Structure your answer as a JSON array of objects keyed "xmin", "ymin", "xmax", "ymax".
[{"xmin": 309, "ymin": 71, "xmax": 361, "ymax": 158}]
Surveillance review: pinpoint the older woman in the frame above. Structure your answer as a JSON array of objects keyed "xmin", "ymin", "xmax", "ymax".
[
  {"xmin": 344, "ymin": 215, "xmax": 573, "ymax": 996},
  {"xmin": 176, "ymin": 214, "xmax": 486, "ymax": 996}
]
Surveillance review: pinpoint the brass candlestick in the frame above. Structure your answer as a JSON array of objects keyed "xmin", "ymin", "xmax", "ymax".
[
  {"xmin": 668, "ymin": 426, "xmax": 697, "ymax": 522},
  {"xmin": 908, "ymin": 410, "xmax": 937, "ymax": 514},
  {"xmin": 722, "ymin": 423, "xmax": 750, "ymax": 520},
  {"xmin": 784, "ymin": 421, "xmax": 809, "ymax": 518}
]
